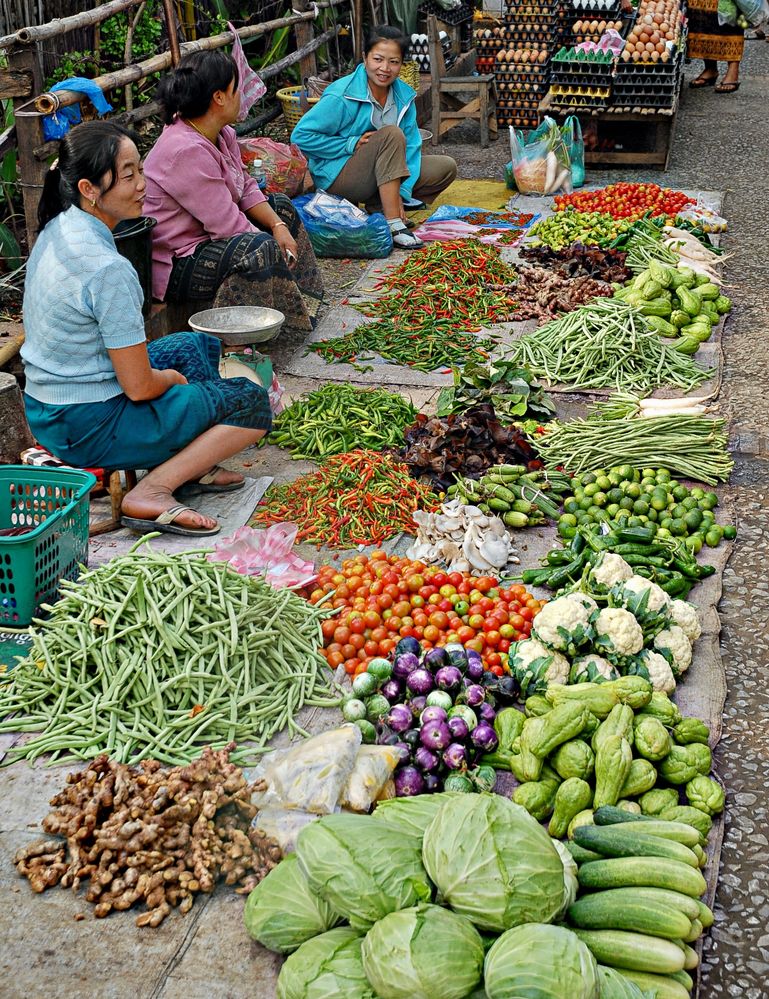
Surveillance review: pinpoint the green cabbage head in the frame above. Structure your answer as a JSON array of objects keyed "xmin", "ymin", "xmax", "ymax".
[
  {"xmin": 296, "ymin": 812, "xmax": 431, "ymax": 931},
  {"xmin": 370, "ymin": 792, "xmax": 463, "ymax": 840},
  {"xmin": 243, "ymin": 853, "xmax": 342, "ymax": 954},
  {"xmin": 484, "ymin": 923, "xmax": 600, "ymax": 999},
  {"xmin": 361, "ymin": 903, "xmax": 484, "ymax": 999},
  {"xmin": 597, "ymin": 964, "xmax": 656, "ymax": 998},
  {"xmin": 421, "ymin": 793, "xmax": 565, "ymax": 932},
  {"xmin": 276, "ymin": 927, "xmax": 376, "ymax": 999}
]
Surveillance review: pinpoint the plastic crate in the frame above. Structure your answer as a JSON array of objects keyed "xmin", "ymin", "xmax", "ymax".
[{"xmin": 0, "ymin": 465, "xmax": 95, "ymax": 626}]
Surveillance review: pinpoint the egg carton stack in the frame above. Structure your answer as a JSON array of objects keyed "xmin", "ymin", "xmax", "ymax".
[
  {"xmin": 548, "ymin": 44, "xmax": 616, "ymax": 109},
  {"xmin": 474, "ymin": 25, "xmax": 510, "ymax": 74},
  {"xmin": 495, "ymin": 0, "xmax": 559, "ymax": 128},
  {"xmin": 409, "ymin": 30, "xmax": 454, "ymax": 73},
  {"xmin": 612, "ymin": 0, "xmax": 687, "ymax": 110},
  {"xmin": 419, "ymin": 0, "xmax": 474, "ymax": 27},
  {"xmin": 557, "ymin": 0, "xmax": 623, "ymax": 46}
]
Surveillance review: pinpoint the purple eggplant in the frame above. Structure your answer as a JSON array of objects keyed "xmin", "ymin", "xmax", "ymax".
[
  {"xmin": 465, "ymin": 684, "xmax": 486, "ymax": 707},
  {"xmin": 402, "ymin": 727, "xmax": 421, "ymax": 748},
  {"xmin": 465, "ymin": 657, "xmax": 485, "ymax": 682},
  {"xmin": 393, "ymin": 652, "xmax": 421, "ymax": 680},
  {"xmin": 414, "ymin": 746, "xmax": 440, "ymax": 772},
  {"xmin": 395, "ymin": 636, "xmax": 421, "ymax": 658},
  {"xmin": 447, "ymin": 716, "xmax": 470, "ymax": 741},
  {"xmin": 422, "ymin": 647, "xmax": 448, "ymax": 672},
  {"xmin": 392, "ymin": 741, "xmax": 411, "ymax": 762},
  {"xmin": 471, "ymin": 722, "xmax": 499, "ymax": 752},
  {"xmin": 387, "ymin": 703, "xmax": 414, "ymax": 733},
  {"xmin": 443, "ymin": 742, "xmax": 468, "ymax": 770},
  {"xmin": 478, "ymin": 702, "xmax": 497, "ymax": 724},
  {"xmin": 406, "ymin": 668, "xmax": 434, "ymax": 696},
  {"xmin": 448, "ymin": 704, "xmax": 478, "ymax": 731},
  {"xmin": 394, "ymin": 766, "xmax": 426, "ymax": 797},
  {"xmin": 409, "ymin": 695, "xmax": 427, "ymax": 719},
  {"xmin": 444, "ymin": 643, "xmax": 468, "ymax": 671},
  {"xmin": 495, "ymin": 675, "xmax": 520, "ymax": 703},
  {"xmin": 380, "ymin": 679, "xmax": 403, "ymax": 703},
  {"xmin": 420, "ymin": 705, "xmax": 447, "ymax": 725},
  {"xmin": 423, "ymin": 773, "xmax": 441, "ymax": 793},
  {"xmin": 435, "ymin": 665, "xmax": 463, "ymax": 693},
  {"xmin": 420, "ymin": 721, "xmax": 451, "ymax": 752}
]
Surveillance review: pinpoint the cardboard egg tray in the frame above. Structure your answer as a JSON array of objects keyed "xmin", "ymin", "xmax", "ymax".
[
  {"xmin": 566, "ymin": 0, "xmax": 622, "ymax": 15},
  {"xmin": 418, "ymin": 0, "xmax": 474, "ymax": 25}
]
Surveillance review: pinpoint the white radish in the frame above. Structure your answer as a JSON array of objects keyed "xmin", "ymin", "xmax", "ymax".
[
  {"xmin": 639, "ymin": 395, "xmax": 711, "ymax": 409},
  {"xmin": 637, "ymin": 405, "xmax": 708, "ymax": 418}
]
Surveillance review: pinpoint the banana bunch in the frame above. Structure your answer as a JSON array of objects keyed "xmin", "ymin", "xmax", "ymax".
[{"xmin": 447, "ymin": 464, "xmax": 572, "ymax": 529}]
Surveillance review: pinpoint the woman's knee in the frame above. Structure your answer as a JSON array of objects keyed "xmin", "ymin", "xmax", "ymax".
[{"xmin": 374, "ymin": 125, "xmax": 406, "ymax": 149}]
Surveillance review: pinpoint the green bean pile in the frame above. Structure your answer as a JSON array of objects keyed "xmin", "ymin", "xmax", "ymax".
[
  {"xmin": 270, "ymin": 383, "xmax": 417, "ymax": 461},
  {"xmin": 0, "ymin": 545, "xmax": 339, "ymax": 766},
  {"xmin": 536, "ymin": 406, "xmax": 733, "ymax": 484},
  {"xmin": 506, "ymin": 298, "xmax": 713, "ymax": 393}
]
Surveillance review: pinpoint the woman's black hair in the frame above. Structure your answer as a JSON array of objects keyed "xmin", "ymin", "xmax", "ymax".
[
  {"xmin": 38, "ymin": 120, "xmax": 137, "ymax": 231},
  {"xmin": 156, "ymin": 50, "xmax": 239, "ymax": 124},
  {"xmin": 364, "ymin": 24, "xmax": 408, "ymax": 58}
]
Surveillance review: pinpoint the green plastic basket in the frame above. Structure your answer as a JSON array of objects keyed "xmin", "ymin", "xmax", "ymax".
[{"xmin": 0, "ymin": 465, "xmax": 96, "ymax": 627}]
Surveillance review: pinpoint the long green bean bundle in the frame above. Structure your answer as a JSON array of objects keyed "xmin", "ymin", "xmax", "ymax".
[
  {"xmin": 537, "ymin": 407, "xmax": 733, "ymax": 485},
  {"xmin": 0, "ymin": 544, "xmax": 339, "ymax": 766},
  {"xmin": 506, "ymin": 298, "xmax": 713, "ymax": 393}
]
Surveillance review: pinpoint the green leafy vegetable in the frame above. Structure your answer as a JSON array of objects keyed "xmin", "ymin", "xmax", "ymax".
[
  {"xmin": 276, "ymin": 927, "xmax": 376, "ymax": 999},
  {"xmin": 436, "ymin": 359, "xmax": 556, "ymax": 423},
  {"xmin": 484, "ymin": 923, "xmax": 600, "ymax": 999}
]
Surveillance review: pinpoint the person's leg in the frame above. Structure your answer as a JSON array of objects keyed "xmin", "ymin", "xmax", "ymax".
[
  {"xmin": 328, "ymin": 125, "xmax": 409, "ymax": 209},
  {"xmin": 690, "ymin": 59, "xmax": 718, "ymax": 85},
  {"xmin": 716, "ymin": 58, "xmax": 741, "ymax": 89},
  {"xmin": 411, "ymin": 154, "xmax": 458, "ymax": 203}
]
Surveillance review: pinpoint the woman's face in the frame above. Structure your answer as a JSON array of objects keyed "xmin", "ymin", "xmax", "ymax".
[
  {"xmin": 364, "ymin": 40, "xmax": 403, "ymax": 91},
  {"xmin": 85, "ymin": 138, "xmax": 146, "ymax": 230}
]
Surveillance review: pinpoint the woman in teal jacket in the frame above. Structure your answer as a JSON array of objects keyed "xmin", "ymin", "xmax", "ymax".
[{"xmin": 291, "ymin": 25, "xmax": 456, "ymax": 249}]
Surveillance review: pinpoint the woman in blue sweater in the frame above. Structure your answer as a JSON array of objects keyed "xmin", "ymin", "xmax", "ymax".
[
  {"xmin": 22, "ymin": 121, "xmax": 271, "ymax": 537},
  {"xmin": 291, "ymin": 25, "xmax": 457, "ymax": 249}
]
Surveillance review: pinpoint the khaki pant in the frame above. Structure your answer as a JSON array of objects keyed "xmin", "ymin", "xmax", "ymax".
[{"xmin": 328, "ymin": 124, "xmax": 457, "ymax": 210}]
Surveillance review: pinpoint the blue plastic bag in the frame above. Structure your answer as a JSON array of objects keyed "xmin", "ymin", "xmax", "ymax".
[
  {"xmin": 562, "ymin": 116, "xmax": 585, "ymax": 189},
  {"xmin": 42, "ymin": 78, "xmax": 113, "ymax": 141},
  {"xmin": 293, "ymin": 192, "xmax": 392, "ymax": 259}
]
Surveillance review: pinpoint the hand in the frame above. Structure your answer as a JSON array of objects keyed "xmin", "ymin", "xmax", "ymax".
[
  {"xmin": 273, "ymin": 224, "xmax": 299, "ymax": 269},
  {"xmin": 161, "ymin": 368, "xmax": 188, "ymax": 387},
  {"xmin": 356, "ymin": 132, "xmax": 374, "ymax": 149}
]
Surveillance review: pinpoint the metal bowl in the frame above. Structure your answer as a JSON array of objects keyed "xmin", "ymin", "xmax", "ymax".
[
  {"xmin": 187, "ymin": 306, "xmax": 285, "ymax": 345},
  {"xmin": 419, "ymin": 128, "xmax": 433, "ymax": 143}
]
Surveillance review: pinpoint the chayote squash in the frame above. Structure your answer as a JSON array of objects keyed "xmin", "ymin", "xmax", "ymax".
[
  {"xmin": 593, "ymin": 734, "xmax": 633, "ymax": 810},
  {"xmin": 688, "ymin": 742, "xmax": 712, "ymax": 775},
  {"xmin": 494, "ymin": 707, "xmax": 526, "ymax": 752},
  {"xmin": 686, "ymin": 776, "xmax": 725, "ymax": 816},
  {"xmin": 524, "ymin": 694, "xmax": 552, "ymax": 718},
  {"xmin": 517, "ymin": 717, "xmax": 545, "ymax": 782},
  {"xmin": 592, "ymin": 703, "xmax": 635, "ymax": 754},
  {"xmin": 548, "ymin": 778, "xmax": 593, "ymax": 839},
  {"xmin": 633, "ymin": 716, "xmax": 673, "ymax": 762},
  {"xmin": 512, "ymin": 769, "xmax": 560, "ymax": 822},
  {"xmin": 658, "ymin": 745, "xmax": 702, "ymax": 785},
  {"xmin": 672, "ymin": 717, "xmax": 710, "ymax": 745},
  {"xmin": 544, "ymin": 682, "xmax": 619, "ymax": 719},
  {"xmin": 659, "ymin": 804, "xmax": 713, "ymax": 840},
  {"xmin": 638, "ymin": 692, "xmax": 682, "ymax": 728},
  {"xmin": 567, "ymin": 808, "xmax": 595, "ymax": 840},
  {"xmin": 551, "ymin": 739, "xmax": 595, "ymax": 781},
  {"xmin": 581, "ymin": 712, "xmax": 601, "ymax": 737},
  {"xmin": 639, "ymin": 788, "xmax": 680, "ymax": 816},
  {"xmin": 528, "ymin": 701, "xmax": 589, "ymax": 759},
  {"xmin": 603, "ymin": 675, "xmax": 653, "ymax": 710},
  {"xmin": 615, "ymin": 799, "xmax": 642, "ymax": 814},
  {"xmin": 618, "ymin": 758, "xmax": 657, "ymax": 798}
]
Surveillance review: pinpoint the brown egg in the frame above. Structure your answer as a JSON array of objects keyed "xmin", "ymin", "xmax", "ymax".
[
  {"xmin": 650, "ymin": 31, "xmax": 660, "ymax": 42},
  {"xmin": 639, "ymin": 31, "xmax": 650, "ymax": 42},
  {"xmin": 538, "ymin": 48, "xmax": 548, "ymax": 62},
  {"xmin": 650, "ymin": 49, "xmax": 660, "ymax": 60},
  {"xmin": 621, "ymin": 49, "xmax": 632, "ymax": 60}
]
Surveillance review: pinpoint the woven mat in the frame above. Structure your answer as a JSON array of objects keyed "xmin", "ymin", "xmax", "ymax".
[{"xmin": 410, "ymin": 178, "xmax": 511, "ymax": 225}]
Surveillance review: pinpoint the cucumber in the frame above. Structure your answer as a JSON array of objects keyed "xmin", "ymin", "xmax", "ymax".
[
  {"xmin": 594, "ymin": 807, "xmax": 701, "ymax": 847},
  {"xmin": 682, "ymin": 943, "xmax": 699, "ymax": 969},
  {"xmin": 575, "ymin": 824, "xmax": 700, "ymax": 868},
  {"xmin": 565, "ymin": 841, "xmax": 602, "ymax": 865},
  {"xmin": 571, "ymin": 928, "xmax": 685, "ymax": 974},
  {"xmin": 614, "ymin": 970, "xmax": 690, "ymax": 999},
  {"xmin": 669, "ymin": 969, "xmax": 695, "ymax": 989},
  {"xmin": 594, "ymin": 886, "xmax": 701, "ymax": 921},
  {"xmin": 684, "ymin": 918, "xmax": 703, "ymax": 943},
  {"xmin": 695, "ymin": 898, "xmax": 715, "ymax": 928},
  {"xmin": 577, "ymin": 857, "xmax": 707, "ymax": 898},
  {"xmin": 693, "ymin": 843, "xmax": 707, "ymax": 867},
  {"xmin": 567, "ymin": 893, "xmax": 691, "ymax": 940}
]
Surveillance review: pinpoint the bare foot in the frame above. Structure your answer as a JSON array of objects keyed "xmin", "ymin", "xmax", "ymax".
[
  {"xmin": 121, "ymin": 484, "xmax": 217, "ymax": 531},
  {"xmin": 201, "ymin": 466, "xmax": 244, "ymax": 487}
]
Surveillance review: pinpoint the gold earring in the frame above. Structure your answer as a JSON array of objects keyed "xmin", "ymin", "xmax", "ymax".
[{"xmin": 90, "ymin": 198, "xmax": 96, "ymax": 208}]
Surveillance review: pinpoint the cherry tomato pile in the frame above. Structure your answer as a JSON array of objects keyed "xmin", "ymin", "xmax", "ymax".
[
  {"xmin": 303, "ymin": 553, "xmax": 544, "ymax": 678},
  {"xmin": 554, "ymin": 183, "xmax": 694, "ymax": 223}
]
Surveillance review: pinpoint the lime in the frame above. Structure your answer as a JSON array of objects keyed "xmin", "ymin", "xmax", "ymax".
[
  {"xmin": 559, "ymin": 513, "xmax": 578, "ymax": 528},
  {"xmin": 672, "ymin": 504, "xmax": 688, "ymax": 520},
  {"xmin": 606, "ymin": 503, "xmax": 620, "ymax": 518},
  {"xmin": 579, "ymin": 497, "xmax": 593, "ymax": 512},
  {"xmin": 625, "ymin": 483, "xmax": 642, "ymax": 499},
  {"xmin": 672, "ymin": 485, "xmax": 689, "ymax": 502},
  {"xmin": 701, "ymin": 510, "xmax": 715, "ymax": 524},
  {"xmin": 633, "ymin": 499, "xmax": 650, "ymax": 516},
  {"xmin": 682, "ymin": 496, "xmax": 699, "ymax": 511},
  {"xmin": 723, "ymin": 525, "xmax": 737, "ymax": 540},
  {"xmin": 656, "ymin": 527, "xmax": 672, "ymax": 539},
  {"xmin": 596, "ymin": 475, "xmax": 612, "ymax": 491},
  {"xmin": 684, "ymin": 510, "xmax": 703, "ymax": 531},
  {"xmin": 703, "ymin": 491, "xmax": 719, "ymax": 510},
  {"xmin": 705, "ymin": 525, "xmax": 724, "ymax": 547},
  {"xmin": 669, "ymin": 518, "xmax": 687, "ymax": 537},
  {"xmin": 618, "ymin": 464, "xmax": 635, "ymax": 481},
  {"xmin": 651, "ymin": 491, "xmax": 669, "ymax": 512},
  {"xmin": 593, "ymin": 491, "xmax": 607, "ymax": 507},
  {"xmin": 660, "ymin": 517, "xmax": 674, "ymax": 532},
  {"xmin": 563, "ymin": 498, "xmax": 579, "ymax": 515},
  {"xmin": 619, "ymin": 497, "xmax": 635, "ymax": 511},
  {"xmin": 576, "ymin": 511, "xmax": 591, "ymax": 525},
  {"xmin": 574, "ymin": 487, "xmax": 585, "ymax": 502},
  {"xmin": 656, "ymin": 469, "xmax": 671, "ymax": 482},
  {"xmin": 690, "ymin": 487, "xmax": 705, "ymax": 500},
  {"xmin": 608, "ymin": 487, "xmax": 624, "ymax": 504},
  {"xmin": 587, "ymin": 505, "xmax": 602, "ymax": 519},
  {"xmin": 647, "ymin": 508, "xmax": 659, "ymax": 522},
  {"xmin": 584, "ymin": 482, "xmax": 600, "ymax": 498},
  {"xmin": 627, "ymin": 516, "xmax": 643, "ymax": 528},
  {"xmin": 685, "ymin": 535, "xmax": 703, "ymax": 554},
  {"xmin": 608, "ymin": 473, "xmax": 623, "ymax": 486},
  {"xmin": 560, "ymin": 525, "xmax": 577, "ymax": 540},
  {"xmin": 582, "ymin": 472, "xmax": 597, "ymax": 485},
  {"xmin": 642, "ymin": 468, "xmax": 657, "ymax": 480}
]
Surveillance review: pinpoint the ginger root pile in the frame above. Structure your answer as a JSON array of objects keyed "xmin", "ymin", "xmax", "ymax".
[{"xmin": 14, "ymin": 745, "xmax": 280, "ymax": 927}]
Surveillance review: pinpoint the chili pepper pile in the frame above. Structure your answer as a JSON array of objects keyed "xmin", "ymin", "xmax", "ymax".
[
  {"xmin": 308, "ymin": 241, "xmax": 518, "ymax": 372},
  {"xmin": 252, "ymin": 451, "xmax": 439, "ymax": 548},
  {"xmin": 462, "ymin": 209, "xmax": 536, "ymax": 227},
  {"xmin": 270, "ymin": 384, "xmax": 417, "ymax": 461}
]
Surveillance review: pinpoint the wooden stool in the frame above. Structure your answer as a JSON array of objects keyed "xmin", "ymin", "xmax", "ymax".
[
  {"xmin": 90, "ymin": 469, "xmax": 138, "ymax": 536},
  {"xmin": 427, "ymin": 14, "xmax": 498, "ymax": 149}
]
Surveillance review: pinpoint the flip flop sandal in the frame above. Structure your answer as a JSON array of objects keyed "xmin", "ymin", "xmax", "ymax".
[
  {"xmin": 715, "ymin": 81, "xmax": 740, "ymax": 92},
  {"xmin": 177, "ymin": 465, "xmax": 246, "ymax": 496},
  {"xmin": 121, "ymin": 504, "xmax": 220, "ymax": 537},
  {"xmin": 389, "ymin": 221, "xmax": 425, "ymax": 250},
  {"xmin": 689, "ymin": 76, "xmax": 717, "ymax": 88}
]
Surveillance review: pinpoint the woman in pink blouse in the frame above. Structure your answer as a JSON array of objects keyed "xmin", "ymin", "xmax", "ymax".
[{"xmin": 144, "ymin": 51, "xmax": 323, "ymax": 330}]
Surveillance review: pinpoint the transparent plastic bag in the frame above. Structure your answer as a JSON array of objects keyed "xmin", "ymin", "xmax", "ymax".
[
  {"xmin": 252, "ymin": 806, "xmax": 320, "ymax": 854},
  {"xmin": 250, "ymin": 726, "xmax": 362, "ymax": 814},
  {"xmin": 293, "ymin": 192, "xmax": 393, "ymax": 258},
  {"xmin": 338, "ymin": 745, "xmax": 403, "ymax": 812},
  {"xmin": 562, "ymin": 115, "xmax": 585, "ymax": 189},
  {"xmin": 238, "ymin": 137, "xmax": 308, "ymax": 197},
  {"xmin": 734, "ymin": 0, "xmax": 769, "ymax": 24},
  {"xmin": 509, "ymin": 119, "xmax": 573, "ymax": 197}
]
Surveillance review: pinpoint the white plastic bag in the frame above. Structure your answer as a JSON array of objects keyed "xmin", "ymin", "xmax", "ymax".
[
  {"xmin": 252, "ymin": 806, "xmax": 319, "ymax": 854},
  {"xmin": 509, "ymin": 120, "xmax": 573, "ymax": 197},
  {"xmin": 338, "ymin": 745, "xmax": 403, "ymax": 812}
]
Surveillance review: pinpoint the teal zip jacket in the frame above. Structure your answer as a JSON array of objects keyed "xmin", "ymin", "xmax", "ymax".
[{"xmin": 290, "ymin": 63, "xmax": 420, "ymax": 199}]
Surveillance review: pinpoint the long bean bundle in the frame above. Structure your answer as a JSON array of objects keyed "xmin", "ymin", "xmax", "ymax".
[
  {"xmin": 507, "ymin": 298, "xmax": 713, "ymax": 393},
  {"xmin": 537, "ymin": 404, "xmax": 733, "ymax": 484},
  {"xmin": 0, "ymin": 545, "xmax": 339, "ymax": 766}
]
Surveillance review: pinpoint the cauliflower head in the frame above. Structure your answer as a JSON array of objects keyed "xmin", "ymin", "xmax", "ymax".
[
  {"xmin": 588, "ymin": 552, "xmax": 633, "ymax": 592},
  {"xmin": 609, "ymin": 574, "xmax": 672, "ymax": 636},
  {"xmin": 508, "ymin": 637, "xmax": 570, "ymax": 697},
  {"xmin": 637, "ymin": 649, "xmax": 676, "ymax": 695},
  {"xmin": 654, "ymin": 625, "xmax": 693, "ymax": 678},
  {"xmin": 593, "ymin": 607, "xmax": 644, "ymax": 663},
  {"xmin": 531, "ymin": 595, "xmax": 595, "ymax": 655},
  {"xmin": 569, "ymin": 654, "xmax": 619, "ymax": 685},
  {"xmin": 669, "ymin": 599, "xmax": 702, "ymax": 643}
]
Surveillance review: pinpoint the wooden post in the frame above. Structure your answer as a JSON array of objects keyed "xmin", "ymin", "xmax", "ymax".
[
  {"xmin": 353, "ymin": 0, "xmax": 363, "ymax": 63},
  {"xmin": 8, "ymin": 45, "xmax": 45, "ymax": 247},
  {"xmin": 161, "ymin": 0, "xmax": 181, "ymax": 66},
  {"xmin": 293, "ymin": 0, "xmax": 318, "ymax": 82}
]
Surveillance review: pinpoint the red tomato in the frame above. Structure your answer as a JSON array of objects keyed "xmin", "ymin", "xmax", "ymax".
[
  {"xmin": 475, "ymin": 576, "xmax": 497, "ymax": 593},
  {"xmin": 423, "ymin": 624, "xmax": 441, "ymax": 643},
  {"xmin": 429, "ymin": 611, "xmax": 449, "ymax": 630},
  {"xmin": 349, "ymin": 618, "xmax": 366, "ymax": 635},
  {"xmin": 437, "ymin": 598, "xmax": 452, "ymax": 613},
  {"xmin": 486, "ymin": 652, "xmax": 502, "ymax": 667},
  {"xmin": 485, "ymin": 630, "xmax": 501, "ymax": 648},
  {"xmin": 387, "ymin": 616, "xmax": 402, "ymax": 633},
  {"xmin": 449, "ymin": 572, "xmax": 464, "ymax": 587},
  {"xmin": 349, "ymin": 633, "xmax": 365, "ymax": 651},
  {"xmin": 457, "ymin": 625, "xmax": 476, "ymax": 643},
  {"xmin": 432, "ymin": 572, "xmax": 449, "ymax": 587},
  {"xmin": 410, "ymin": 594, "xmax": 425, "ymax": 608},
  {"xmin": 490, "ymin": 665, "xmax": 505, "ymax": 677},
  {"xmin": 468, "ymin": 613, "xmax": 485, "ymax": 631},
  {"xmin": 498, "ymin": 638, "xmax": 511, "ymax": 653}
]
